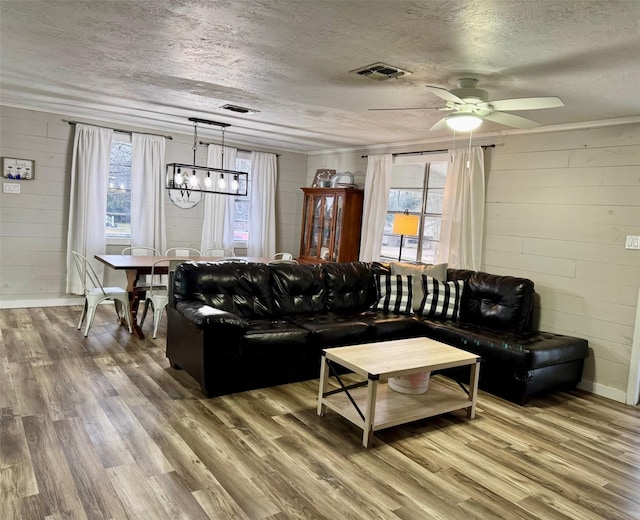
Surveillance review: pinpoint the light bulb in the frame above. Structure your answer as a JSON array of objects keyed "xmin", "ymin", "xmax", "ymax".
[
  {"xmin": 218, "ymin": 173, "xmax": 226, "ymax": 190},
  {"xmin": 175, "ymin": 169, "xmax": 184, "ymax": 185},
  {"xmin": 231, "ymin": 175, "xmax": 239, "ymax": 192},
  {"xmin": 445, "ymin": 113, "xmax": 483, "ymax": 132},
  {"xmin": 188, "ymin": 171, "xmax": 199, "ymax": 187},
  {"xmin": 204, "ymin": 174, "xmax": 212, "ymax": 188}
]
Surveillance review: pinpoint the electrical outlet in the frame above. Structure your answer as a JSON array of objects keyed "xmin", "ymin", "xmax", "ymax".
[
  {"xmin": 3, "ymin": 183, "xmax": 20, "ymax": 194},
  {"xmin": 625, "ymin": 235, "xmax": 640, "ymax": 250}
]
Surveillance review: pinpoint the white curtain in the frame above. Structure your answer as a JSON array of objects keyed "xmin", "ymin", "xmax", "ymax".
[
  {"xmin": 438, "ymin": 146, "xmax": 485, "ymax": 270},
  {"xmin": 66, "ymin": 124, "xmax": 112, "ymax": 294},
  {"xmin": 359, "ymin": 154, "xmax": 393, "ymax": 261},
  {"xmin": 131, "ymin": 133, "xmax": 167, "ymax": 253},
  {"xmin": 200, "ymin": 144, "xmax": 237, "ymax": 252},
  {"xmin": 247, "ymin": 151, "xmax": 277, "ymax": 258}
]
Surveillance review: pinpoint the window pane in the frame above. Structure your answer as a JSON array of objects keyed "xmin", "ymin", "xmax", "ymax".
[
  {"xmin": 234, "ymin": 155, "xmax": 251, "ymax": 242},
  {"xmin": 420, "ymin": 241, "xmax": 440, "ymax": 264},
  {"xmin": 422, "ymin": 216, "xmax": 441, "ymax": 240},
  {"xmin": 387, "ymin": 189, "xmax": 422, "ymax": 213},
  {"xmin": 106, "ymin": 140, "xmax": 132, "ymax": 238},
  {"xmin": 425, "ymin": 189, "xmax": 444, "ymax": 213},
  {"xmin": 427, "ymin": 162, "xmax": 447, "ymax": 188}
]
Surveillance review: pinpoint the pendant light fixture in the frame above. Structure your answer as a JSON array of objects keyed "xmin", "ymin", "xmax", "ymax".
[{"xmin": 166, "ymin": 117, "xmax": 248, "ymax": 197}]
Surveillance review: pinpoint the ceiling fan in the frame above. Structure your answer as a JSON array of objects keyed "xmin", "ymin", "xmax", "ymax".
[{"xmin": 370, "ymin": 78, "xmax": 564, "ymax": 131}]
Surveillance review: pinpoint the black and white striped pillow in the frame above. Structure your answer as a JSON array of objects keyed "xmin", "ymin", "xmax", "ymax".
[
  {"xmin": 418, "ymin": 275, "xmax": 463, "ymax": 319},
  {"xmin": 373, "ymin": 274, "xmax": 413, "ymax": 315}
]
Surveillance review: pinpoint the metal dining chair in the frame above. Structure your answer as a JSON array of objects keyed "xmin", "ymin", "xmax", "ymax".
[
  {"xmin": 139, "ymin": 258, "xmax": 188, "ymax": 339},
  {"xmin": 214, "ymin": 257, "xmax": 250, "ymax": 263},
  {"xmin": 165, "ymin": 247, "xmax": 202, "ymax": 257},
  {"xmin": 121, "ymin": 246, "xmax": 161, "ymax": 256},
  {"xmin": 203, "ymin": 247, "xmax": 235, "ymax": 257},
  {"xmin": 272, "ymin": 252, "xmax": 294, "ymax": 261},
  {"xmin": 268, "ymin": 258, "xmax": 299, "ymax": 265},
  {"xmin": 121, "ymin": 246, "xmax": 162, "ymax": 289},
  {"xmin": 71, "ymin": 251, "xmax": 132, "ymax": 337}
]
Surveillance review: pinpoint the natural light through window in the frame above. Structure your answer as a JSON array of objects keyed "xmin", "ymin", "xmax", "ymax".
[
  {"xmin": 380, "ymin": 154, "xmax": 447, "ymax": 263},
  {"xmin": 106, "ymin": 138, "xmax": 132, "ymax": 239}
]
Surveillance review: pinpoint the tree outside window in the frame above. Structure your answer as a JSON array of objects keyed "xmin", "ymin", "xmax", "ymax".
[{"xmin": 106, "ymin": 139, "xmax": 132, "ymax": 238}]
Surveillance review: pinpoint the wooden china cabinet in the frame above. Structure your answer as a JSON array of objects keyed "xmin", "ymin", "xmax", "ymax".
[{"xmin": 298, "ymin": 187, "xmax": 364, "ymax": 263}]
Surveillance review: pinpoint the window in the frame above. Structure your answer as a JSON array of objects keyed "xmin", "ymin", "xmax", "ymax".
[
  {"xmin": 106, "ymin": 138, "xmax": 132, "ymax": 239},
  {"xmin": 380, "ymin": 154, "xmax": 447, "ymax": 263},
  {"xmin": 233, "ymin": 152, "xmax": 251, "ymax": 243}
]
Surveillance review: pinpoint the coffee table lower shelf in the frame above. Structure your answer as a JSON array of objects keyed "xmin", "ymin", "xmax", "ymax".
[{"xmin": 321, "ymin": 377, "xmax": 473, "ymax": 434}]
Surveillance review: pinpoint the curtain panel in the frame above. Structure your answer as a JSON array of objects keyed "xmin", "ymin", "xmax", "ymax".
[
  {"xmin": 200, "ymin": 144, "xmax": 237, "ymax": 253},
  {"xmin": 359, "ymin": 154, "xmax": 393, "ymax": 261},
  {"xmin": 66, "ymin": 124, "xmax": 112, "ymax": 294},
  {"xmin": 247, "ymin": 151, "xmax": 277, "ymax": 258},
  {"xmin": 131, "ymin": 133, "xmax": 167, "ymax": 254},
  {"xmin": 438, "ymin": 146, "xmax": 485, "ymax": 270}
]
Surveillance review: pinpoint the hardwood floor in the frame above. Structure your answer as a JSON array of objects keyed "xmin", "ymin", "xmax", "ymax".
[{"xmin": 1, "ymin": 304, "xmax": 639, "ymax": 519}]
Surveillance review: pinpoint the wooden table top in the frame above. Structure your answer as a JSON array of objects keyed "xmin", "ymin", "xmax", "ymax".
[
  {"xmin": 324, "ymin": 337, "xmax": 479, "ymax": 378},
  {"xmin": 95, "ymin": 254, "xmax": 269, "ymax": 270}
]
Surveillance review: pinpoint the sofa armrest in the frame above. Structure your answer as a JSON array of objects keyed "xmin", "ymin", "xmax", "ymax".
[{"xmin": 176, "ymin": 301, "xmax": 248, "ymax": 331}]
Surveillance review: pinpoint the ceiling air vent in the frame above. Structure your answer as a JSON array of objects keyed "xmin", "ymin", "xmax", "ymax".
[
  {"xmin": 350, "ymin": 62, "xmax": 412, "ymax": 81},
  {"xmin": 220, "ymin": 104, "xmax": 259, "ymax": 114}
]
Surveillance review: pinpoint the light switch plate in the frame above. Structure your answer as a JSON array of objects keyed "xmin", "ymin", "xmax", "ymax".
[
  {"xmin": 625, "ymin": 235, "xmax": 640, "ymax": 250},
  {"xmin": 3, "ymin": 182, "xmax": 20, "ymax": 194}
]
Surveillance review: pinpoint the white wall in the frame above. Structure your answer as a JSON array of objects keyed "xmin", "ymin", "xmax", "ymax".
[
  {"xmin": 308, "ymin": 123, "xmax": 640, "ymax": 401},
  {"xmin": 0, "ymin": 106, "xmax": 307, "ymax": 304}
]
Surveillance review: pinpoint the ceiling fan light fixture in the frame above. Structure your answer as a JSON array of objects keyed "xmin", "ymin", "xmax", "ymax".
[{"xmin": 445, "ymin": 113, "xmax": 483, "ymax": 132}]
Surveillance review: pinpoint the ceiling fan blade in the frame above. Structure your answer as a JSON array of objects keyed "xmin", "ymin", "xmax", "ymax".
[
  {"xmin": 483, "ymin": 111, "xmax": 541, "ymax": 129},
  {"xmin": 429, "ymin": 117, "xmax": 449, "ymax": 131},
  {"xmin": 424, "ymin": 85, "xmax": 464, "ymax": 104},
  {"xmin": 368, "ymin": 107, "xmax": 440, "ymax": 111},
  {"xmin": 482, "ymin": 96, "xmax": 564, "ymax": 111}
]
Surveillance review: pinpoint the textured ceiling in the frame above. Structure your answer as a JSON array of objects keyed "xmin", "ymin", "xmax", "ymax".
[{"xmin": 1, "ymin": 0, "xmax": 640, "ymax": 152}]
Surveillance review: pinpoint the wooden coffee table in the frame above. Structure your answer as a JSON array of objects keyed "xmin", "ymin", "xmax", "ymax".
[{"xmin": 317, "ymin": 337, "xmax": 480, "ymax": 447}]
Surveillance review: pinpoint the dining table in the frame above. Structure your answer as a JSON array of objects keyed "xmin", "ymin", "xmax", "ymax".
[{"xmin": 95, "ymin": 254, "xmax": 269, "ymax": 339}]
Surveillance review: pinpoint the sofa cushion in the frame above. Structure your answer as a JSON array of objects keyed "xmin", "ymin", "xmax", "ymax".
[
  {"xmin": 173, "ymin": 261, "xmax": 273, "ymax": 319},
  {"xmin": 460, "ymin": 272, "xmax": 534, "ymax": 333},
  {"xmin": 420, "ymin": 319, "xmax": 588, "ymax": 370},
  {"xmin": 391, "ymin": 261, "xmax": 448, "ymax": 311},
  {"xmin": 373, "ymin": 274, "xmax": 414, "ymax": 314},
  {"xmin": 290, "ymin": 312, "xmax": 372, "ymax": 346},
  {"xmin": 417, "ymin": 276, "xmax": 463, "ymax": 320},
  {"xmin": 241, "ymin": 319, "xmax": 310, "ymax": 354},
  {"xmin": 271, "ymin": 263, "xmax": 326, "ymax": 314},
  {"xmin": 323, "ymin": 262, "xmax": 373, "ymax": 311}
]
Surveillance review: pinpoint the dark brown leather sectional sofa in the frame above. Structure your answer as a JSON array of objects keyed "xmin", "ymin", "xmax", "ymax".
[{"xmin": 166, "ymin": 261, "xmax": 588, "ymax": 404}]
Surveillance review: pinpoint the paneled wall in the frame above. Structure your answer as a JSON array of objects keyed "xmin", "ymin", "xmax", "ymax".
[
  {"xmin": 308, "ymin": 123, "xmax": 640, "ymax": 401},
  {"xmin": 0, "ymin": 106, "xmax": 307, "ymax": 304}
]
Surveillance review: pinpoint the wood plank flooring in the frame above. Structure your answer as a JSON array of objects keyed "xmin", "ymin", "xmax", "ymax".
[{"xmin": 1, "ymin": 304, "xmax": 639, "ymax": 519}]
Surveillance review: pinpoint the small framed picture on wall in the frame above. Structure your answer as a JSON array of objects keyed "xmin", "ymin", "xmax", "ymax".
[{"xmin": 2, "ymin": 157, "xmax": 35, "ymax": 180}]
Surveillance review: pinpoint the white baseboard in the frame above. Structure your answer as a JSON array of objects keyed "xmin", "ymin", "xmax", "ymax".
[
  {"xmin": 577, "ymin": 379, "xmax": 627, "ymax": 403},
  {"xmin": 0, "ymin": 297, "xmax": 85, "ymax": 309}
]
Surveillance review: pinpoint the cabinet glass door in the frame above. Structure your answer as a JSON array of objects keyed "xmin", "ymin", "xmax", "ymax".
[
  {"xmin": 332, "ymin": 195, "xmax": 344, "ymax": 261},
  {"xmin": 309, "ymin": 195, "xmax": 323, "ymax": 257},
  {"xmin": 320, "ymin": 196, "xmax": 334, "ymax": 260}
]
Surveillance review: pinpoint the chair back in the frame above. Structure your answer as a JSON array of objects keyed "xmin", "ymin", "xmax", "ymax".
[
  {"xmin": 122, "ymin": 246, "xmax": 161, "ymax": 256},
  {"xmin": 268, "ymin": 258, "xmax": 298, "ymax": 265},
  {"xmin": 272, "ymin": 252, "xmax": 293, "ymax": 260},
  {"xmin": 71, "ymin": 251, "xmax": 106, "ymax": 295},
  {"xmin": 166, "ymin": 247, "xmax": 201, "ymax": 257},
  {"xmin": 204, "ymin": 247, "xmax": 235, "ymax": 257},
  {"xmin": 214, "ymin": 257, "xmax": 250, "ymax": 263}
]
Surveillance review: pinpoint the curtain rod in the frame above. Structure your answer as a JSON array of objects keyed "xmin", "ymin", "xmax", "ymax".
[
  {"xmin": 64, "ymin": 120, "xmax": 173, "ymax": 140},
  {"xmin": 199, "ymin": 140, "xmax": 280, "ymax": 157},
  {"xmin": 361, "ymin": 143, "xmax": 495, "ymax": 159}
]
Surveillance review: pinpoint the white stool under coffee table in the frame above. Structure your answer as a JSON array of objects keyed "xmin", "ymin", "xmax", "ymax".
[{"xmin": 317, "ymin": 337, "xmax": 481, "ymax": 448}]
